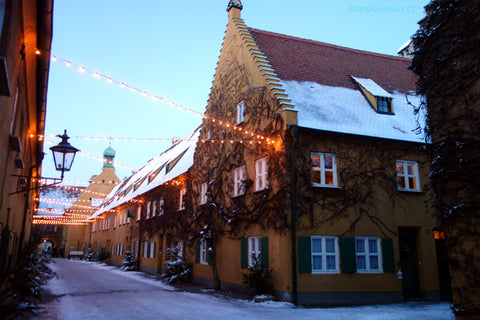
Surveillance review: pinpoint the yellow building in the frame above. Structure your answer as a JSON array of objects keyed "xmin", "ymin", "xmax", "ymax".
[
  {"xmin": 89, "ymin": 1, "xmax": 446, "ymax": 306},
  {"xmin": 0, "ymin": 0, "xmax": 53, "ymax": 271},
  {"xmin": 62, "ymin": 146, "xmax": 120, "ymax": 255}
]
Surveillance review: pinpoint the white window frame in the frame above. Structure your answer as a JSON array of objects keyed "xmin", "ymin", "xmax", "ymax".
[
  {"xmin": 255, "ymin": 158, "xmax": 268, "ymax": 191},
  {"xmin": 234, "ymin": 166, "xmax": 246, "ymax": 196},
  {"xmin": 200, "ymin": 182, "xmax": 208, "ymax": 205},
  {"xmin": 113, "ymin": 215, "xmax": 116, "ymax": 228},
  {"xmin": 179, "ymin": 188, "xmax": 187, "ymax": 210},
  {"xmin": 248, "ymin": 236, "xmax": 262, "ymax": 268},
  {"xmin": 152, "ymin": 201, "xmax": 157, "ymax": 217},
  {"xmin": 311, "ymin": 152, "xmax": 338, "ymax": 187},
  {"xmin": 311, "ymin": 236, "xmax": 340, "ymax": 274},
  {"xmin": 136, "ymin": 206, "xmax": 141, "ymax": 221},
  {"xmin": 111, "ymin": 244, "xmax": 115, "ymax": 256},
  {"xmin": 177, "ymin": 241, "xmax": 184, "ymax": 259},
  {"xmin": 123, "ymin": 211, "xmax": 127, "ymax": 224},
  {"xmin": 200, "ymin": 239, "xmax": 208, "ymax": 265},
  {"xmin": 150, "ymin": 241, "xmax": 156, "ymax": 258},
  {"xmin": 237, "ymin": 100, "xmax": 245, "ymax": 124},
  {"xmin": 146, "ymin": 201, "xmax": 151, "ymax": 219},
  {"xmin": 143, "ymin": 242, "xmax": 149, "ymax": 258},
  {"xmin": 396, "ymin": 160, "xmax": 420, "ymax": 191},
  {"xmin": 159, "ymin": 197, "xmax": 164, "ymax": 215},
  {"xmin": 134, "ymin": 241, "xmax": 139, "ymax": 257},
  {"xmin": 355, "ymin": 237, "xmax": 383, "ymax": 274}
]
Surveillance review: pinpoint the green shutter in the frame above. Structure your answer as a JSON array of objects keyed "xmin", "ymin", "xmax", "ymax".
[
  {"xmin": 298, "ymin": 237, "xmax": 312, "ymax": 273},
  {"xmin": 147, "ymin": 242, "xmax": 151, "ymax": 258},
  {"xmin": 195, "ymin": 240, "xmax": 200, "ymax": 263},
  {"xmin": 241, "ymin": 238, "xmax": 248, "ymax": 268},
  {"xmin": 152, "ymin": 242, "xmax": 156, "ymax": 259},
  {"xmin": 260, "ymin": 237, "xmax": 269, "ymax": 269},
  {"xmin": 382, "ymin": 238, "xmax": 395, "ymax": 272},
  {"xmin": 340, "ymin": 237, "xmax": 356, "ymax": 273}
]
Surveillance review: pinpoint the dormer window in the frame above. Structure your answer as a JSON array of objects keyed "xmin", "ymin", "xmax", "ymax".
[
  {"xmin": 377, "ymin": 96, "xmax": 392, "ymax": 113},
  {"xmin": 237, "ymin": 100, "xmax": 245, "ymax": 124},
  {"xmin": 352, "ymin": 76, "xmax": 394, "ymax": 114}
]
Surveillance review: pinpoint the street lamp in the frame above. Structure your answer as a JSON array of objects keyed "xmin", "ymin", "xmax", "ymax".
[
  {"xmin": 9, "ymin": 129, "xmax": 80, "ymax": 195},
  {"xmin": 50, "ymin": 130, "xmax": 79, "ymax": 179}
]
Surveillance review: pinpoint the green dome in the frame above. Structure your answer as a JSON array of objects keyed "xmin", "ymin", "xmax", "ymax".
[{"xmin": 103, "ymin": 146, "xmax": 116, "ymax": 157}]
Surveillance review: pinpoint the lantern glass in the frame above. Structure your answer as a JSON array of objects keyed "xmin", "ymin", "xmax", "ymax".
[{"xmin": 49, "ymin": 130, "xmax": 79, "ymax": 174}]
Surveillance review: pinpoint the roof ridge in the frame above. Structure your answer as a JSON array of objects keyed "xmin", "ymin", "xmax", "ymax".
[{"xmin": 248, "ymin": 27, "xmax": 411, "ymax": 63}]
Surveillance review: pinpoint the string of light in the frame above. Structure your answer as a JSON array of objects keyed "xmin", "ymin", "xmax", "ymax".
[{"xmin": 44, "ymin": 52, "xmax": 277, "ymax": 144}]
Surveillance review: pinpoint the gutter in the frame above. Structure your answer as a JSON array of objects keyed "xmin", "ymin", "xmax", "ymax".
[{"xmin": 289, "ymin": 124, "xmax": 298, "ymax": 306}]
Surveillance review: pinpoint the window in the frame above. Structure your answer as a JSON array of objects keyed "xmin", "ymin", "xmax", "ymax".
[
  {"xmin": 152, "ymin": 201, "xmax": 157, "ymax": 217},
  {"xmin": 355, "ymin": 237, "xmax": 382, "ymax": 273},
  {"xmin": 377, "ymin": 97, "xmax": 392, "ymax": 113},
  {"xmin": 234, "ymin": 166, "xmax": 246, "ymax": 196},
  {"xmin": 255, "ymin": 158, "xmax": 268, "ymax": 191},
  {"xmin": 179, "ymin": 188, "xmax": 187, "ymax": 210},
  {"xmin": 311, "ymin": 236, "xmax": 339, "ymax": 274},
  {"xmin": 311, "ymin": 153, "xmax": 337, "ymax": 187},
  {"xmin": 200, "ymin": 239, "xmax": 208, "ymax": 265},
  {"xmin": 113, "ymin": 215, "xmax": 117, "ymax": 228},
  {"xmin": 396, "ymin": 160, "xmax": 420, "ymax": 191},
  {"xmin": 177, "ymin": 241, "xmax": 184, "ymax": 259},
  {"xmin": 159, "ymin": 197, "xmax": 164, "ymax": 215},
  {"xmin": 146, "ymin": 201, "xmax": 151, "ymax": 219},
  {"xmin": 200, "ymin": 182, "xmax": 208, "ymax": 205},
  {"xmin": 136, "ymin": 206, "xmax": 141, "ymax": 221},
  {"xmin": 123, "ymin": 211, "xmax": 127, "ymax": 224},
  {"xmin": 248, "ymin": 236, "xmax": 262, "ymax": 267},
  {"xmin": 143, "ymin": 242, "xmax": 149, "ymax": 258},
  {"xmin": 237, "ymin": 100, "xmax": 245, "ymax": 124},
  {"xmin": 134, "ymin": 241, "xmax": 139, "ymax": 257},
  {"xmin": 150, "ymin": 242, "xmax": 156, "ymax": 258},
  {"xmin": 111, "ymin": 244, "xmax": 115, "ymax": 256}
]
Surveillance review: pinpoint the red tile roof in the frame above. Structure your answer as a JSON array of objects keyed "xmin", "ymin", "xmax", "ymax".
[{"xmin": 249, "ymin": 28, "xmax": 417, "ymax": 94}]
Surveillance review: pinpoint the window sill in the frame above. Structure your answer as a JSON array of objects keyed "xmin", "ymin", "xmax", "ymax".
[
  {"xmin": 356, "ymin": 270, "xmax": 383, "ymax": 274},
  {"xmin": 397, "ymin": 189, "xmax": 424, "ymax": 194},
  {"xmin": 312, "ymin": 271, "xmax": 340, "ymax": 275},
  {"xmin": 311, "ymin": 184, "xmax": 342, "ymax": 189}
]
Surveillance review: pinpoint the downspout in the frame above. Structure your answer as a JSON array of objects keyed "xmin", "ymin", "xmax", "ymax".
[{"xmin": 290, "ymin": 125, "xmax": 298, "ymax": 306}]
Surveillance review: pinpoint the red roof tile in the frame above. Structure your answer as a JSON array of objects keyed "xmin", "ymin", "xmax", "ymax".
[{"xmin": 249, "ymin": 28, "xmax": 416, "ymax": 94}]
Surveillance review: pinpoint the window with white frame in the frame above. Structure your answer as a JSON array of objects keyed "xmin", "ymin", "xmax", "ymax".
[
  {"xmin": 255, "ymin": 158, "xmax": 268, "ymax": 191},
  {"xmin": 134, "ymin": 241, "xmax": 139, "ymax": 257},
  {"xmin": 248, "ymin": 236, "xmax": 262, "ymax": 267},
  {"xmin": 179, "ymin": 188, "xmax": 187, "ymax": 210},
  {"xmin": 146, "ymin": 201, "xmax": 151, "ymax": 219},
  {"xmin": 152, "ymin": 201, "xmax": 157, "ymax": 217},
  {"xmin": 234, "ymin": 166, "xmax": 246, "ymax": 196},
  {"xmin": 123, "ymin": 211, "xmax": 127, "ymax": 224},
  {"xmin": 177, "ymin": 241, "xmax": 184, "ymax": 259},
  {"xmin": 111, "ymin": 244, "xmax": 115, "ymax": 256},
  {"xmin": 150, "ymin": 241, "xmax": 156, "ymax": 258},
  {"xmin": 396, "ymin": 160, "xmax": 420, "ymax": 191},
  {"xmin": 311, "ymin": 152, "xmax": 337, "ymax": 187},
  {"xmin": 143, "ymin": 242, "xmax": 149, "ymax": 258},
  {"xmin": 136, "ymin": 206, "xmax": 141, "ymax": 221},
  {"xmin": 113, "ymin": 215, "xmax": 116, "ymax": 228},
  {"xmin": 200, "ymin": 182, "xmax": 208, "ymax": 205},
  {"xmin": 237, "ymin": 100, "xmax": 245, "ymax": 124},
  {"xmin": 159, "ymin": 197, "xmax": 164, "ymax": 215},
  {"xmin": 311, "ymin": 236, "xmax": 339, "ymax": 274},
  {"xmin": 200, "ymin": 239, "xmax": 208, "ymax": 265},
  {"xmin": 355, "ymin": 237, "xmax": 382, "ymax": 273}
]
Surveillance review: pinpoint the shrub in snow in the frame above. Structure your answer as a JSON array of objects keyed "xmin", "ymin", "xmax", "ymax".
[
  {"xmin": 96, "ymin": 245, "xmax": 110, "ymax": 261},
  {"xmin": 84, "ymin": 247, "xmax": 95, "ymax": 261},
  {"xmin": 121, "ymin": 251, "xmax": 137, "ymax": 271},
  {"xmin": 161, "ymin": 247, "xmax": 191, "ymax": 284},
  {"xmin": 241, "ymin": 256, "xmax": 273, "ymax": 297}
]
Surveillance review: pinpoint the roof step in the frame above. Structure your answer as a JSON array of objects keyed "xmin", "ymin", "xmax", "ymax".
[{"xmin": 279, "ymin": 102, "xmax": 295, "ymax": 108}]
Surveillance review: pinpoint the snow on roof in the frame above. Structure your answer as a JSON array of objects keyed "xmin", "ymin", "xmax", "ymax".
[
  {"xmin": 89, "ymin": 126, "xmax": 201, "ymax": 218},
  {"xmin": 351, "ymin": 76, "xmax": 393, "ymax": 98},
  {"xmin": 281, "ymin": 80, "xmax": 425, "ymax": 143}
]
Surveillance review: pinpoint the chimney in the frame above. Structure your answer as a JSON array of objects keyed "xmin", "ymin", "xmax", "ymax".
[{"xmin": 227, "ymin": 0, "xmax": 242, "ymax": 20}]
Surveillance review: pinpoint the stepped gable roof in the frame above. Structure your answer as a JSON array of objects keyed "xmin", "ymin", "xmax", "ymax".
[{"xmin": 248, "ymin": 28, "xmax": 416, "ymax": 94}]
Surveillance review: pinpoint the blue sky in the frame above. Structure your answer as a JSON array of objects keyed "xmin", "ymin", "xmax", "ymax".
[{"xmin": 42, "ymin": 0, "xmax": 429, "ymax": 185}]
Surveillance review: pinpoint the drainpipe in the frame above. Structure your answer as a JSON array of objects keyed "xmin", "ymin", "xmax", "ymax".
[{"xmin": 290, "ymin": 125, "xmax": 298, "ymax": 306}]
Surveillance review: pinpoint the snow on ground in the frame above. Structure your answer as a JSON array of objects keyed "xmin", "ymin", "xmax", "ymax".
[{"xmin": 42, "ymin": 259, "xmax": 454, "ymax": 320}]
